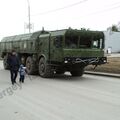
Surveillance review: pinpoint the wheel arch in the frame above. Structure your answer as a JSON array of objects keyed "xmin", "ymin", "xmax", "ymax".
[{"xmin": 38, "ymin": 54, "xmax": 47, "ymax": 61}]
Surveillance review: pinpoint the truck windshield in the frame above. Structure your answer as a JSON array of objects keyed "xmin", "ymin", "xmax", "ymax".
[
  {"xmin": 93, "ymin": 39, "xmax": 103, "ymax": 49},
  {"xmin": 65, "ymin": 35, "xmax": 103, "ymax": 49},
  {"xmin": 65, "ymin": 35, "xmax": 92, "ymax": 48},
  {"xmin": 65, "ymin": 36, "xmax": 78, "ymax": 48}
]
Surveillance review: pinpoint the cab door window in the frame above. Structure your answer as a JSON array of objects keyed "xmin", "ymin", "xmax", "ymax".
[{"xmin": 54, "ymin": 36, "xmax": 62, "ymax": 48}]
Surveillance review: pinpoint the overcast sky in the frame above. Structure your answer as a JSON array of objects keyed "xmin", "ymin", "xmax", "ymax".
[{"xmin": 0, "ymin": 0, "xmax": 120, "ymax": 40}]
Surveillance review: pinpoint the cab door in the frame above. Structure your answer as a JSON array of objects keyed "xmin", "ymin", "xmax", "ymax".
[
  {"xmin": 50, "ymin": 36, "xmax": 63, "ymax": 62},
  {"xmin": 38, "ymin": 34, "xmax": 50, "ymax": 60}
]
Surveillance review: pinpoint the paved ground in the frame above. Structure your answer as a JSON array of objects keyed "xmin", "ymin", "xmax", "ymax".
[
  {"xmin": 106, "ymin": 53, "xmax": 120, "ymax": 57},
  {"xmin": 0, "ymin": 60, "xmax": 120, "ymax": 120}
]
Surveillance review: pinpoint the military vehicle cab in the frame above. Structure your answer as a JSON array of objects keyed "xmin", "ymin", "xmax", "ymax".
[{"xmin": 0, "ymin": 29, "xmax": 107, "ymax": 77}]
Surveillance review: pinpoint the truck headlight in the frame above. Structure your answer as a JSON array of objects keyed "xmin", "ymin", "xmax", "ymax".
[{"xmin": 64, "ymin": 60, "xmax": 68, "ymax": 63}]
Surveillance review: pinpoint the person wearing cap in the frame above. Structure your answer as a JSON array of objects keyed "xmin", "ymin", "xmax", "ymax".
[{"xmin": 7, "ymin": 50, "xmax": 20, "ymax": 85}]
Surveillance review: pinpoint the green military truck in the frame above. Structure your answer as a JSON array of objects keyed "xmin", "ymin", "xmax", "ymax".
[{"xmin": 0, "ymin": 29, "xmax": 107, "ymax": 77}]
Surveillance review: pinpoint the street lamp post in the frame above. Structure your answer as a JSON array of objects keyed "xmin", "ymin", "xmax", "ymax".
[{"xmin": 27, "ymin": 0, "xmax": 31, "ymax": 33}]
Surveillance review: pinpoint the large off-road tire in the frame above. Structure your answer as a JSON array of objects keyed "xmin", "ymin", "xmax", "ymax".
[
  {"xmin": 39, "ymin": 57, "xmax": 54, "ymax": 78},
  {"xmin": 3, "ymin": 55, "xmax": 9, "ymax": 70},
  {"xmin": 21, "ymin": 56, "xmax": 26, "ymax": 65},
  {"xmin": 26, "ymin": 56, "xmax": 36, "ymax": 75},
  {"xmin": 70, "ymin": 68, "xmax": 84, "ymax": 77}
]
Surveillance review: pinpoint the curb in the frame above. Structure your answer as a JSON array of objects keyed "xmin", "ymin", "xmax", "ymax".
[{"xmin": 85, "ymin": 71, "xmax": 120, "ymax": 78}]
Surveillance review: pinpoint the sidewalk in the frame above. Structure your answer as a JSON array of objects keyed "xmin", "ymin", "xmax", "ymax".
[
  {"xmin": 85, "ymin": 71, "xmax": 120, "ymax": 78},
  {"xmin": 106, "ymin": 53, "xmax": 120, "ymax": 57}
]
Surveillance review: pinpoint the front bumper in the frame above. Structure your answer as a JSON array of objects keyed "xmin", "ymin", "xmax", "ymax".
[{"xmin": 64, "ymin": 57, "xmax": 107, "ymax": 66}]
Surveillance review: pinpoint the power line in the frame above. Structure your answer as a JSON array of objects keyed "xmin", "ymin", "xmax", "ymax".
[
  {"xmin": 84, "ymin": 4, "xmax": 120, "ymax": 17},
  {"xmin": 63, "ymin": 2, "xmax": 120, "ymax": 19},
  {"xmin": 31, "ymin": 0, "xmax": 120, "ymax": 17},
  {"xmin": 30, "ymin": 0, "xmax": 120, "ymax": 21},
  {"xmin": 31, "ymin": 0, "xmax": 88, "ymax": 16},
  {"xmin": 104, "ymin": 1, "xmax": 120, "ymax": 7}
]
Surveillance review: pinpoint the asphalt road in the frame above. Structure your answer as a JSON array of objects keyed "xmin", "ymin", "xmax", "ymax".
[{"xmin": 0, "ymin": 60, "xmax": 120, "ymax": 120}]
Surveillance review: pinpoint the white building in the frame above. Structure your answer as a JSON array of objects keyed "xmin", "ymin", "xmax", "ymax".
[{"xmin": 104, "ymin": 31, "xmax": 120, "ymax": 53}]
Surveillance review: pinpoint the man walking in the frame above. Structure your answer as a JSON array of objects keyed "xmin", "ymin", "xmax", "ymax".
[{"xmin": 7, "ymin": 50, "xmax": 20, "ymax": 85}]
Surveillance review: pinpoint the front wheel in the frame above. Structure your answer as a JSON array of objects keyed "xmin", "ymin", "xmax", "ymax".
[
  {"xmin": 26, "ymin": 56, "xmax": 36, "ymax": 75},
  {"xmin": 70, "ymin": 68, "xmax": 84, "ymax": 77},
  {"xmin": 39, "ymin": 57, "xmax": 54, "ymax": 78}
]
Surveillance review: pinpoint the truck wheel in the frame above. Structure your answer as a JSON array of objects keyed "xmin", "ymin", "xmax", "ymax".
[
  {"xmin": 71, "ymin": 68, "xmax": 84, "ymax": 77},
  {"xmin": 21, "ymin": 56, "xmax": 26, "ymax": 65},
  {"xmin": 39, "ymin": 57, "xmax": 53, "ymax": 78},
  {"xmin": 26, "ymin": 57, "xmax": 36, "ymax": 75},
  {"xmin": 3, "ymin": 55, "xmax": 9, "ymax": 70}
]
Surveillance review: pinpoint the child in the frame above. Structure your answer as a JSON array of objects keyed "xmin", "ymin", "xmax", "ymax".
[{"xmin": 19, "ymin": 64, "xmax": 26, "ymax": 83}]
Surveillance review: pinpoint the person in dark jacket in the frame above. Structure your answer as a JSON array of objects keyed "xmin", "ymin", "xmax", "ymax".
[{"xmin": 7, "ymin": 50, "xmax": 20, "ymax": 85}]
